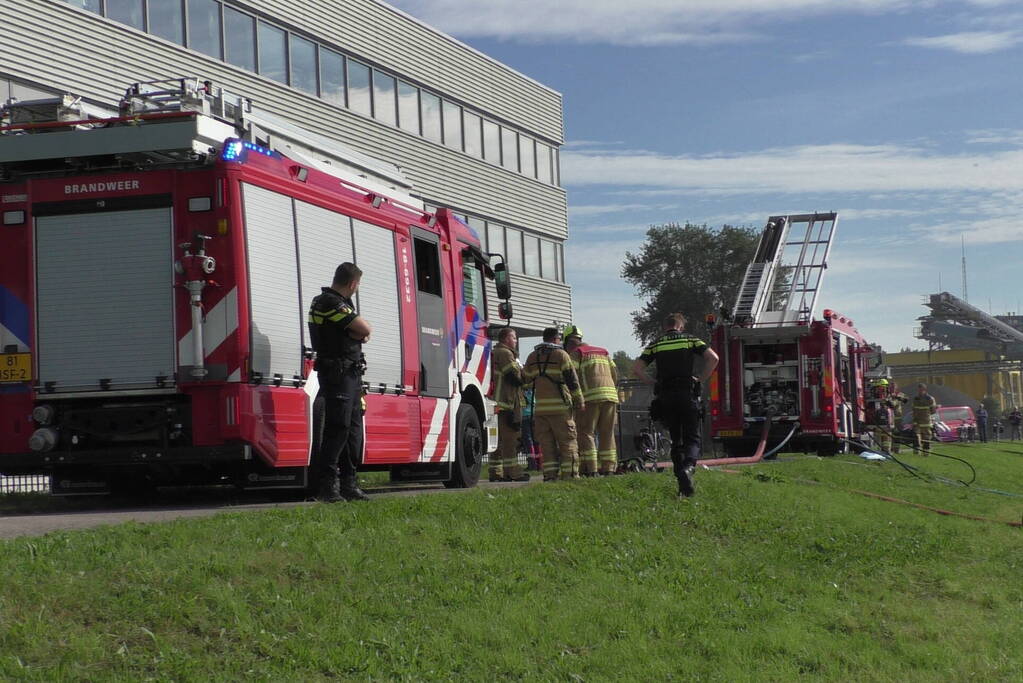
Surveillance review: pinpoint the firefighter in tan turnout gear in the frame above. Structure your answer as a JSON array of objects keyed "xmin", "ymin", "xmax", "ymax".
[
  {"xmin": 912, "ymin": 383, "xmax": 938, "ymax": 455},
  {"xmin": 563, "ymin": 325, "xmax": 619, "ymax": 476},
  {"xmin": 489, "ymin": 327, "xmax": 530, "ymax": 482},
  {"xmin": 523, "ymin": 327, "xmax": 585, "ymax": 480}
]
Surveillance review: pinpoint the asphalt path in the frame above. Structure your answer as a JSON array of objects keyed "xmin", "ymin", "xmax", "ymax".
[{"xmin": 0, "ymin": 479, "xmax": 535, "ymax": 540}]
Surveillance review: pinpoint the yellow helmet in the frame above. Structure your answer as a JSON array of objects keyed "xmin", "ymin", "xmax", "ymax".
[
  {"xmin": 871, "ymin": 378, "xmax": 889, "ymax": 386},
  {"xmin": 563, "ymin": 324, "xmax": 583, "ymax": 341}
]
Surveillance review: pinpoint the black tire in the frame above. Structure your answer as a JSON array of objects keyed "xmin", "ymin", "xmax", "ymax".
[
  {"xmin": 816, "ymin": 440, "xmax": 839, "ymax": 457},
  {"xmin": 445, "ymin": 404, "xmax": 483, "ymax": 489}
]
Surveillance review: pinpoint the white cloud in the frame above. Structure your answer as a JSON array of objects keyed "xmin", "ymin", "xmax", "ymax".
[
  {"xmin": 561, "ymin": 143, "xmax": 1023, "ymax": 195},
  {"xmin": 570, "ymin": 203, "xmax": 661, "ymax": 218},
  {"xmin": 966, "ymin": 129, "xmax": 1023, "ymax": 145},
  {"xmin": 903, "ymin": 31, "xmax": 1023, "ymax": 53},
  {"xmin": 391, "ymin": 0, "xmax": 931, "ymax": 46}
]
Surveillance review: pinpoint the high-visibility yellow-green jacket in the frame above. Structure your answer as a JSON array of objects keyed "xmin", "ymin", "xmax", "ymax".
[
  {"xmin": 523, "ymin": 343, "xmax": 584, "ymax": 415},
  {"xmin": 569, "ymin": 344, "xmax": 619, "ymax": 404},
  {"xmin": 490, "ymin": 342, "xmax": 524, "ymax": 411}
]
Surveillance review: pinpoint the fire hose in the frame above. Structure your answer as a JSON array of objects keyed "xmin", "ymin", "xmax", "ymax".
[{"xmin": 698, "ymin": 415, "xmax": 801, "ymax": 467}]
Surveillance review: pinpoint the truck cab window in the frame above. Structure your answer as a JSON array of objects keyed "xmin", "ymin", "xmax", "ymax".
[
  {"xmin": 462, "ymin": 260, "xmax": 485, "ymax": 310},
  {"xmin": 414, "ymin": 237, "xmax": 442, "ymax": 296}
]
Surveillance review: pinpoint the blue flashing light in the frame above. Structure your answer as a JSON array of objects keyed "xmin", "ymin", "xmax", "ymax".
[
  {"xmin": 221, "ymin": 140, "xmax": 245, "ymax": 161},
  {"xmin": 220, "ymin": 139, "xmax": 279, "ymax": 162}
]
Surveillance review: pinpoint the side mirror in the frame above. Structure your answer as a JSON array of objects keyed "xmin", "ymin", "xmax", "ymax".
[
  {"xmin": 494, "ymin": 262, "xmax": 512, "ymax": 300},
  {"xmin": 498, "ymin": 301, "xmax": 513, "ymax": 320}
]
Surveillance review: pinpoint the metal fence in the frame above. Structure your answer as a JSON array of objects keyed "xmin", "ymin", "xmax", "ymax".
[{"xmin": 0, "ymin": 475, "xmax": 50, "ymax": 495}]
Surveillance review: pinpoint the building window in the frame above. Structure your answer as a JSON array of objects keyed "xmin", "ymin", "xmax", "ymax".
[
  {"xmin": 506, "ymin": 228, "xmax": 524, "ymax": 273},
  {"xmin": 537, "ymin": 143, "xmax": 553, "ymax": 184},
  {"xmin": 187, "ymin": 0, "xmax": 221, "ymax": 58},
  {"xmin": 347, "ymin": 60, "xmax": 371, "ymax": 117},
  {"xmin": 442, "ymin": 100, "xmax": 462, "ymax": 151},
  {"xmin": 421, "ymin": 91, "xmax": 442, "ymax": 143},
  {"xmin": 397, "ymin": 81, "xmax": 420, "ymax": 134},
  {"xmin": 106, "ymin": 0, "xmax": 143, "ymax": 30},
  {"xmin": 66, "ymin": 0, "xmax": 102, "ymax": 12},
  {"xmin": 75, "ymin": 0, "xmax": 562, "ymax": 187},
  {"xmin": 223, "ymin": 6, "xmax": 255, "ymax": 72},
  {"xmin": 257, "ymin": 21, "xmax": 287, "ymax": 84},
  {"xmin": 482, "ymin": 120, "xmax": 500, "ymax": 164},
  {"xmin": 290, "ymin": 35, "xmax": 318, "ymax": 95},
  {"xmin": 148, "ymin": 0, "xmax": 184, "ymax": 44},
  {"xmin": 557, "ymin": 243, "xmax": 565, "ymax": 282},
  {"xmin": 373, "ymin": 70, "xmax": 396, "ymax": 126},
  {"xmin": 320, "ymin": 48, "xmax": 345, "ymax": 106},
  {"xmin": 463, "ymin": 111, "xmax": 482, "ymax": 158},
  {"xmin": 540, "ymin": 239, "xmax": 557, "ymax": 280},
  {"xmin": 486, "ymin": 222, "xmax": 505, "ymax": 258},
  {"xmin": 501, "ymin": 128, "xmax": 518, "ymax": 172},
  {"xmin": 523, "ymin": 234, "xmax": 540, "ymax": 277},
  {"xmin": 519, "ymin": 136, "xmax": 536, "ymax": 179}
]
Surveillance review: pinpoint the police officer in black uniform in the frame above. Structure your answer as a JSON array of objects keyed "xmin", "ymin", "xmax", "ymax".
[
  {"xmin": 308, "ymin": 262, "xmax": 373, "ymax": 502},
  {"xmin": 633, "ymin": 312, "xmax": 719, "ymax": 498}
]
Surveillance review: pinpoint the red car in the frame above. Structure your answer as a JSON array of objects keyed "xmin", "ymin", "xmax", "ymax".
[{"xmin": 934, "ymin": 406, "xmax": 977, "ymax": 442}]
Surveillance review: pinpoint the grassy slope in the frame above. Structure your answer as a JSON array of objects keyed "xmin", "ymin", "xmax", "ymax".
[{"xmin": 1, "ymin": 443, "xmax": 1021, "ymax": 681}]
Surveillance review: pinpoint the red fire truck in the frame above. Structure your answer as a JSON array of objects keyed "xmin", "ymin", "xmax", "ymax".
[
  {"xmin": 707, "ymin": 213, "xmax": 877, "ymax": 458},
  {"xmin": 0, "ymin": 79, "xmax": 507, "ymax": 494}
]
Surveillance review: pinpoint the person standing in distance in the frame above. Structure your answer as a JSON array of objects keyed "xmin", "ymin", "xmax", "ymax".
[
  {"xmin": 523, "ymin": 327, "xmax": 585, "ymax": 480},
  {"xmin": 490, "ymin": 327, "xmax": 530, "ymax": 482},
  {"xmin": 911, "ymin": 383, "xmax": 937, "ymax": 456},
  {"xmin": 632, "ymin": 313, "xmax": 719, "ymax": 498},
  {"xmin": 308, "ymin": 262, "xmax": 372, "ymax": 502}
]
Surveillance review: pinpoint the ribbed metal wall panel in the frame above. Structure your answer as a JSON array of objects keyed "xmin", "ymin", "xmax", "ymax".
[
  {"xmin": 35, "ymin": 209, "xmax": 175, "ymax": 391},
  {"xmin": 486, "ymin": 275, "xmax": 573, "ymax": 336},
  {"xmin": 351, "ymin": 219, "xmax": 403, "ymax": 388},
  {"xmin": 0, "ymin": 2, "xmax": 568, "ymax": 241},
  {"xmin": 242, "ymin": 183, "xmax": 304, "ymax": 380},
  {"xmin": 240, "ymin": 0, "xmax": 564, "ymax": 142}
]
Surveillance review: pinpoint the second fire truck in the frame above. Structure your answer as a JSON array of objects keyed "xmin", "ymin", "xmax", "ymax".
[{"xmin": 707, "ymin": 213, "xmax": 880, "ymax": 458}]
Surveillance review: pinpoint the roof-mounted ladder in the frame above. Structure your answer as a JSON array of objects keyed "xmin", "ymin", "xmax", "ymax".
[{"xmin": 732, "ymin": 212, "xmax": 838, "ymax": 326}]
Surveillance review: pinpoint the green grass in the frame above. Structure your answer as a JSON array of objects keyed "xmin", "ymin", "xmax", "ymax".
[{"xmin": 2, "ymin": 443, "xmax": 1023, "ymax": 680}]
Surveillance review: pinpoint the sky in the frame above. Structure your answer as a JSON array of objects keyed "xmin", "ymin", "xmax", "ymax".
[{"xmin": 391, "ymin": 0, "xmax": 1023, "ymax": 357}]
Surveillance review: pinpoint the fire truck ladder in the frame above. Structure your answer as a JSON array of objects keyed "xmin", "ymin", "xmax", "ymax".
[
  {"xmin": 732, "ymin": 212, "xmax": 838, "ymax": 327},
  {"xmin": 2, "ymin": 78, "xmax": 415, "ymax": 203},
  {"xmin": 119, "ymin": 78, "xmax": 416, "ymax": 203}
]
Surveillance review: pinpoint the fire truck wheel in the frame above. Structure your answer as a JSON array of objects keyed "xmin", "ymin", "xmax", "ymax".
[
  {"xmin": 816, "ymin": 440, "xmax": 839, "ymax": 457},
  {"xmin": 445, "ymin": 405, "xmax": 483, "ymax": 488}
]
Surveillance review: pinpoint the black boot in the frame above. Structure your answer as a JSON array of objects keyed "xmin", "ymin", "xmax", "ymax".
[
  {"xmin": 677, "ymin": 464, "xmax": 696, "ymax": 498},
  {"xmin": 316, "ymin": 477, "xmax": 343, "ymax": 503},
  {"xmin": 341, "ymin": 476, "xmax": 370, "ymax": 501}
]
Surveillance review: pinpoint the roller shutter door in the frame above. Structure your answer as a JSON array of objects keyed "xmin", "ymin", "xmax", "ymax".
[
  {"xmin": 242, "ymin": 183, "xmax": 303, "ymax": 381},
  {"xmin": 352, "ymin": 219, "xmax": 403, "ymax": 389},
  {"xmin": 35, "ymin": 208, "xmax": 175, "ymax": 392}
]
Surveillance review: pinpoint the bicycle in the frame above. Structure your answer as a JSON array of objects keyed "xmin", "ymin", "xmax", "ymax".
[{"xmin": 618, "ymin": 417, "xmax": 671, "ymax": 473}]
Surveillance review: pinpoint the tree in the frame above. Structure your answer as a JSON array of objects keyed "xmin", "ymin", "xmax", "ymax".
[
  {"xmin": 612, "ymin": 350, "xmax": 635, "ymax": 380},
  {"xmin": 622, "ymin": 222, "xmax": 759, "ymax": 343}
]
